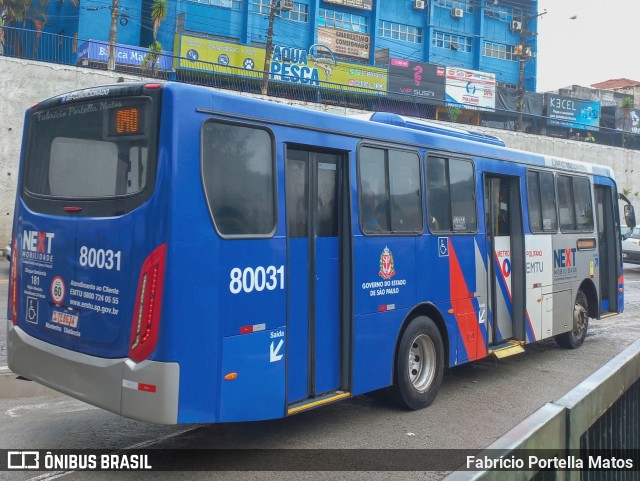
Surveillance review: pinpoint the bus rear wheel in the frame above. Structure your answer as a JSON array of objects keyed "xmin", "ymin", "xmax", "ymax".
[
  {"xmin": 392, "ymin": 316, "xmax": 444, "ymax": 410},
  {"xmin": 555, "ymin": 290, "xmax": 589, "ymax": 349}
]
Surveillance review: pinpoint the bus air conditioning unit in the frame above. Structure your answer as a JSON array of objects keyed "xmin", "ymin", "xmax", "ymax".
[
  {"xmin": 279, "ymin": 0, "xmax": 293, "ymax": 10},
  {"xmin": 414, "ymin": 0, "xmax": 425, "ymax": 10},
  {"xmin": 511, "ymin": 20, "xmax": 522, "ymax": 32},
  {"xmin": 452, "ymin": 7, "xmax": 464, "ymax": 18}
]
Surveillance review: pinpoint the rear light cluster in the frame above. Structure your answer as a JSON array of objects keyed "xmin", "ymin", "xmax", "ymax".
[
  {"xmin": 129, "ymin": 244, "xmax": 166, "ymax": 363},
  {"xmin": 9, "ymin": 239, "xmax": 18, "ymax": 325}
]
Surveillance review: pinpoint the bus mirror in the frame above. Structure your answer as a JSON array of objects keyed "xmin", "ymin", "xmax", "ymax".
[{"xmin": 624, "ymin": 204, "xmax": 636, "ymax": 229}]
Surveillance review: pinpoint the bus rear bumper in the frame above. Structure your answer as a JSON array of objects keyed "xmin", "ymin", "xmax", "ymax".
[{"xmin": 7, "ymin": 325, "xmax": 180, "ymax": 424}]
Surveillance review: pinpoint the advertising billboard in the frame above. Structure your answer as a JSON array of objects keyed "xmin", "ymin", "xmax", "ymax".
[
  {"xmin": 546, "ymin": 94, "xmax": 600, "ymax": 131},
  {"xmin": 316, "ymin": 27, "xmax": 370, "ymax": 60},
  {"xmin": 388, "ymin": 59, "xmax": 445, "ymax": 101},
  {"xmin": 175, "ymin": 35, "xmax": 387, "ymax": 91},
  {"xmin": 445, "ymin": 67, "xmax": 496, "ymax": 110}
]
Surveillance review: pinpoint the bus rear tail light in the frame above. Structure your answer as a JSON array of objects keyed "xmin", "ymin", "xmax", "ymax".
[
  {"xmin": 9, "ymin": 239, "xmax": 18, "ymax": 325},
  {"xmin": 129, "ymin": 243, "xmax": 167, "ymax": 363}
]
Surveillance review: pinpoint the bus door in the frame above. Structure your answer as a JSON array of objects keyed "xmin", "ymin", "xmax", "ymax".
[
  {"xmin": 484, "ymin": 176, "xmax": 526, "ymax": 346},
  {"xmin": 286, "ymin": 147, "xmax": 347, "ymax": 405},
  {"xmin": 595, "ymin": 185, "xmax": 619, "ymax": 314}
]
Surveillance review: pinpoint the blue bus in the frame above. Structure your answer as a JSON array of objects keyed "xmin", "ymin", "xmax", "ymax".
[{"xmin": 7, "ymin": 82, "xmax": 635, "ymax": 424}]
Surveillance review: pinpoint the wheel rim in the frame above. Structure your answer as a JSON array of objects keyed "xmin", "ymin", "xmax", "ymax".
[
  {"xmin": 408, "ymin": 334, "xmax": 436, "ymax": 392},
  {"xmin": 573, "ymin": 299, "xmax": 588, "ymax": 337}
]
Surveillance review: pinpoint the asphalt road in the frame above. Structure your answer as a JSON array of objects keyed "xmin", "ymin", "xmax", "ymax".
[{"xmin": 2, "ymin": 260, "xmax": 640, "ymax": 481}]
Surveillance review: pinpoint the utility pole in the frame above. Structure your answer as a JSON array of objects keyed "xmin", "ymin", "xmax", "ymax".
[
  {"xmin": 261, "ymin": 0, "xmax": 278, "ymax": 96},
  {"xmin": 107, "ymin": 0, "xmax": 119, "ymax": 71},
  {"xmin": 515, "ymin": 25, "xmax": 527, "ymax": 132},
  {"xmin": 515, "ymin": 9, "xmax": 546, "ymax": 132}
]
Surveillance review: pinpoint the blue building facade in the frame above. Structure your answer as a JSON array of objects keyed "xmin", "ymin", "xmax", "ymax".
[{"xmin": 6, "ymin": 0, "xmax": 538, "ymax": 91}]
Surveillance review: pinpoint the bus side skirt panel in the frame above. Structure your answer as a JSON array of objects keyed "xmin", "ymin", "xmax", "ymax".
[
  {"xmin": 218, "ymin": 327, "xmax": 286, "ymax": 422},
  {"xmin": 351, "ymin": 311, "xmax": 405, "ymax": 396}
]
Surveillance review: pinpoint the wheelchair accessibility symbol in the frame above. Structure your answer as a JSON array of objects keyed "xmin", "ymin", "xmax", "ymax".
[
  {"xmin": 26, "ymin": 296, "xmax": 39, "ymax": 324},
  {"xmin": 438, "ymin": 237, "xmax": 449, "ymax": 257}
]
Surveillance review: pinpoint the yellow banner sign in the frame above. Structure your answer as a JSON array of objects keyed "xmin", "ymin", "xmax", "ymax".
[{"xmin": 175, "ymin": 35, "xmax": 387, "ymax": 92}]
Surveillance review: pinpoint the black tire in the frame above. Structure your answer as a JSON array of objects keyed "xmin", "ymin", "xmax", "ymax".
[
  {"xmin": 392, "ymin": 316, "xmax": 444, "ymax": 410},
  {"xmin": 555, "ymin": 290, "xmax": 589, "ymax": 349}
]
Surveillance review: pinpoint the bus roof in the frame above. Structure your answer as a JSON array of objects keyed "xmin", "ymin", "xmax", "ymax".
[{"xmin": 356, "ymin": 112, "xmax": 506, "ymax": 147}]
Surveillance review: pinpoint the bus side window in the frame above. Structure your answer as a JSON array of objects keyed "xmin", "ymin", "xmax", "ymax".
[
  {"xmin": 358, "ymin": 146, "xmax": 422, "ymax": 234},
  {"xmin": 426, "ymin": 156, "xmax": 452, "ymax": 232},
  {"xmin": 202, "ymin": 121, "xmax": 276, "ymax": 238},
  {"xmin": 527, "ymin": 170, "xmax": 558, "ymax": 234},
  {"xmin": 527, "ymin": 171, "xmax": 543, "ymax": 232},
  {"xmin": 557, "ymin": 175, "xmax": 592, "ymax": 232},
  {"xmin": 359, "ymin": 146, "xmax": 390, "ymax": 233},
  {"xmin": 557, "ymin": 175, "xmax": 575, "ymax": 231},
  {"xmin": 573, "ymin": 177, "xmax": 593, "ymax": 231},
  {"xmin": 389, "ymin": 150, "xmax": 422, "ymax": 232},
  {"xmin": 449, "ymin": 158, "xmax": 476, "ymax": 232}
]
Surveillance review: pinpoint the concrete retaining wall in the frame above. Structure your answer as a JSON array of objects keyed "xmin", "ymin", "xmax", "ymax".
[{"xmin": 2, "ymin": 56, "xmax": 640, "ymax": 246}]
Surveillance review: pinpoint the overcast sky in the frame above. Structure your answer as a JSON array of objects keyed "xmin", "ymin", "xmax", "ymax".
[{"xmin": 536, "ymin": 0, "xmax": 640, "ymax": 92}]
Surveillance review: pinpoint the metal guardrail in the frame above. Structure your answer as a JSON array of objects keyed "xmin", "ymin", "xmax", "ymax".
[
  {"xmin": 2, "ymin": 25, "xmax": 640, "ymax": 150},
  {"xmin": 443, "ymin": 338, "xmax": 640, "ymax": 480}
]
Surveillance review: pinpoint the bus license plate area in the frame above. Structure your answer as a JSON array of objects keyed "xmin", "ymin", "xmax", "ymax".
[{"xmin": 51, "ymin": 308, "xmax": 79, "ymax": 328}]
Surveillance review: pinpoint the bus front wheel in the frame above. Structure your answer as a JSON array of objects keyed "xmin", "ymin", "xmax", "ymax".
[
  {"xmin": 392, "ymin": 316, "xmax": 444, "ymax": 410},
  {"xmin": 555, "ymin": 290, "xmax": 589, "ymax": 349}
]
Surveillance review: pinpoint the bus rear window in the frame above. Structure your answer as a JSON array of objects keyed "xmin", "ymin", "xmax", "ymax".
[{"xmin": 24, "ymin": 99, "xmax": 152, "ymax": 200}]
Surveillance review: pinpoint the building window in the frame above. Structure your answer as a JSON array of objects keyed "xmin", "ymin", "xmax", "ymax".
[
  {"xmin": 318, "ymin": 8, "xmax": 368, "ymax": 33},
  {"xmin": 251, "ymin": 0, "xmax": 308, "ymax": 22},
  {"xmin": 485, "ymin": 3, "xmax": 523, "ymax": 22},
  {"xmin": 432, "ymin": 31, "xmax": 472, "ymax": 53},
  {"xmin": 193, "ymin": 0, "xmax": 242, "ymax": 9},
  {"xmin": 251, "ymin": 0, "xmax": 271, "ymax": 14},
  {"xmin": 483, "ymin": 41, "xmax": 518, "ymax": 61},
  {"xmin": 433, "ymin": 0, "xmax": 473, "ymax": 14},
  {"xmin": 379, "ymin": 21, "xmax": 422, "ymax": 44},
  {"xmin": 282, "ymin": 2, "xmax": 308, "ymax": 22}
]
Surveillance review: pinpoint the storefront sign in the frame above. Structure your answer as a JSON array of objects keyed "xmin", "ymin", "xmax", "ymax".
[
  {"xmin": 389, "ymin": 59, "xmax": 445, "ymax": 101},
  {"xmin": 324, "ymin": 0, "xmax": 373, "ymax": 10},
  {"xmin": 546, "ymin": 94, "xmax": 600, "ymax": 131},
  {"xmin": 317, "ymin": 27, "xmax": 370, "ymax": 60},
  {"xmin": 175, "ymin": 35, "xmax": 386, "ymax": 91},
  {"xmin": 76, "ymin": 41, "xmax": 173, "ymax": 71},
  {"xmin": 445, "ymin": 67, "xmax": 496, "ymax": 110}
]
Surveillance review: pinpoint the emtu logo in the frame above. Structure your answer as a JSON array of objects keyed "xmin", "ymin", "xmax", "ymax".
[{"xmin": 23, "ymin": 230, "xmax": 54, "ymax": 254}]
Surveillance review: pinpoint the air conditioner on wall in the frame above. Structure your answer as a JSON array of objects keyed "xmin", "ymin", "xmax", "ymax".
[
  {"xmin": 511, "ymin": 20, "xmax": 522, "ymax": 32},
  {"xmin": 414, "ymin": 0, "xmax": 425, "ymax": 10},
  {"xmin": 280, "ymin": 0, "xmax": 293, "ymax": 11},
  {"xmin": 452, "ymin": 7, "xmax": 464, "ymax": 18}
]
